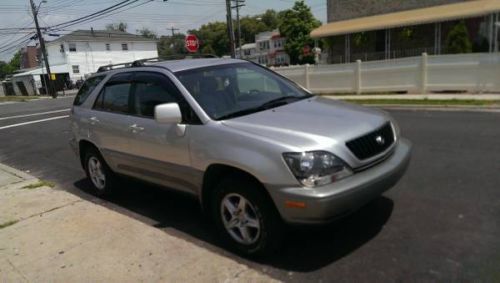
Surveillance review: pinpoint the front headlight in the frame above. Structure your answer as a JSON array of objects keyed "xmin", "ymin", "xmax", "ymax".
[{"xmin": 283, "ymin": 151, "xmax": 353, "ymax": 187}]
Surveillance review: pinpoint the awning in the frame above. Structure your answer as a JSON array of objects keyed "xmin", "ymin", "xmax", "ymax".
[
  {"xmin": 311, "ymin": 0, "xmax": 500, "ymax": 38},
  {"xmin": 12, "ymin": 65, "xmax": 69, "ymax": 77}
]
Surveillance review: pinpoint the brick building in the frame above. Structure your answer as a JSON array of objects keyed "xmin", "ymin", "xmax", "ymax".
[
  {"xmin": 313, "ymin": 0, "xmax": 500, "ymax": 63},
  {"xmin": 20, "ymin": 46, "xmax": 40, "ymax": 69},
  {"xmin": 327, "ymin": 0, "xmax": 466, "ymax": 22}
]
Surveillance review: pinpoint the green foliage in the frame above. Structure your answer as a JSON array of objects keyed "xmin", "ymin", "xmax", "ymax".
[
  {"xmin": 187, "ymin": 9, "xmax": 281, "ymax": 57},
  {"xmin": 278, "ymin": 0, "xmax": 321, "ymax": 65},
  {"xmin": 137, "ymin": 28, "xmax": 158, "ymax": 39},
  {"xmin": 158, "ymin": 34, "xmax": 187, "ymax": 58},
  {"xmin": 353, "ymin": 32, "xmax": 369, "ymax": 47},
  {"xmin": 0, "ymin": 51, "xmax": 22, "ymax": 79},
  {"xmin": 238, "ymin": 10, "xmax": 281, "ymax": 44},
  {"xmin": 0, "ymin": 61, "xmax": 8, "ymax": 79},
  {"xmin": 106, "ymin": 22, "xmax": 128, "ymax": 32},
  {"xmin": 399, "ymin": 27, "xmax": 414, "ymax": 40},
  {"xmin": 201, "ymin": 45, "xmax": 216, "ymax": 55},
  {"xmin": 189, "ymin": 21, "xmax": 229, "ymax": 57},
  {"xmin": 445, "ymin": 21, "xmax": 472, "ymax": 54}
]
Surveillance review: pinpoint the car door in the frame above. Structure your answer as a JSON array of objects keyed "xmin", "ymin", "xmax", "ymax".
[
  {"xmin": 89, "ymin": 72, "xmax": 134, "ymax": 172},
  {"xmin": 123, "ymin": 71, "xmax": 198, "ymax": 193}
]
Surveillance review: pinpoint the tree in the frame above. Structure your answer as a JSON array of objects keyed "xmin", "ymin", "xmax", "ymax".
[
  {"xmin": 278, "ymin": 1, "xmax": 321, "ymax": 65},
  {"xmin": 106, "ymin": 22, "xmax": 128, "ymax": 32},
  {"xmin": 137, "ymin": 28, "xmax": 158, "ymax": 39},
  {"xmin": 238, "ymin": 10, "xmax": 280, "ymax": 45},
  {"xmin": 445, "ymin": 21, "xmax": 472, "ymax": 54},
  {"xmin": 189, "ymin": 21, "xmax": 229, "ymax": 56},
  {"xmin": 201, "ymin": 45, "xmax": 215, "ymax": 55},
  {"xmin": 186, "ymin": 10, "xmax": 281, "ymax": 56},
  {"xmin": 157, "ymin": 34, "xmax": 187, "ymax": 58},
  {"xmin": 9, "ymin": 51, "xmax": 21, "ymax": 71},
  {"xmin": 0, "ymin": 61, "xmax": 8, "ymax": 79}
]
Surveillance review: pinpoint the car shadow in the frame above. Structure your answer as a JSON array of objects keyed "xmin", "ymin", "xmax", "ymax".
[{"xmin": 73, "ymin": 177, "xmax": 394, "ymax": 272}]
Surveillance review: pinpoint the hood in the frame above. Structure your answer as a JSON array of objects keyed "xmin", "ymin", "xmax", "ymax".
[{"xmin": 222, "ymin": 97, "xmax": 389, "ymax": 150}]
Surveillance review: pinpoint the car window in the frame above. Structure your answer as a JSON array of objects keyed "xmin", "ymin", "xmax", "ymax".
[
  {"xmin": 132, "ymin": 72, "xmax": 179, "ymax": 118},
  {"xmin": 176, "ymin": 63, "xmax": 310, "ymax": 120},
  {"xmin": 94, "ymin": 73, "xmax": 133, "ymax": 114},
  {"xmin": 73, "ymin": 75, "xmax": 105, "ymax": 106}
]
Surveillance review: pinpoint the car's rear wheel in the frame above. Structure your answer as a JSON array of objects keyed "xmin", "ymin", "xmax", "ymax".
[
  {"xmin": 212, "ymin": 177, "xmax": 283, "ymax": 256},
  {"xmin": 84, "ymin": 148, "xmax": 116, "ymax": 196}
]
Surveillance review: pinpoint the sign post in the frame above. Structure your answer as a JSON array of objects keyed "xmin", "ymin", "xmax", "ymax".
[{"xmin": 185, "ymin": 34, "xmax": 199, "ymax": 53}]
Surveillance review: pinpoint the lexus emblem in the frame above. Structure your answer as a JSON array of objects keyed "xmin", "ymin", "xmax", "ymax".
[{"xmin": 375, "ymin": 135, "xmax": 385, "ymax": 145}]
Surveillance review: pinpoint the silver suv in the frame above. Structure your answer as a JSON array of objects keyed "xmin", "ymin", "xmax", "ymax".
[{"xmin": 70, "ymin": 58, "xmax": 411, "ymax": 256}]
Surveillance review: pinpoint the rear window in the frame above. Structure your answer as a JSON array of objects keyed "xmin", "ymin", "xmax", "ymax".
[{"xmin": 73, "ymin": 75, "xmax": 105, "ymax": 106}]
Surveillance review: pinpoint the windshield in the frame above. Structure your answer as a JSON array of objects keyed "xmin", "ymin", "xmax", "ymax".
[{"xmin": 175, "ymin": 63, "xmax": 313, "ymax": 120}]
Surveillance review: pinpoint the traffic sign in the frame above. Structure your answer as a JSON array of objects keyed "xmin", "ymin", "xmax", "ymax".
[{"xmin": 185, "ymin": 34, "xmax": 199, "ymax": 53}]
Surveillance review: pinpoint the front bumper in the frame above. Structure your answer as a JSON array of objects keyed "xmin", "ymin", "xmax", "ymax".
[{"xmin": 267, "ymin": 138, "xmax": 412, "ymax": 224}]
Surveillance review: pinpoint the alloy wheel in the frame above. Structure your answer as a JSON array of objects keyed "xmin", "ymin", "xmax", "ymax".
[{"xmin": 220, "ymin": 193, "xmax": 261, "ymax": 245}]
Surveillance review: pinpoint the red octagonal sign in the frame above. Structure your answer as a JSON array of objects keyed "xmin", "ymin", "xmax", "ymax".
[{"xmin": 185, "ymin": 34, "xmax": 199, "ymax": 53}]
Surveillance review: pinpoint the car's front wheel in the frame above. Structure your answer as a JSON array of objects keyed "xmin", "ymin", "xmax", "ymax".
[
  {"xmin": 212, "ymin": 177, "xmax": 283, "ymax": 256},
  {"xmin": 84, "ymin": 148, "xmax": 116, "ymax": 196}
]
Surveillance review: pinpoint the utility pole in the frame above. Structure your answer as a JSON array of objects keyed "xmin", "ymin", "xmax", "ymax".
[
  {"xmin": 225, "ymin": 0, "xmax": 236, "ymax": 58},
  {"xmin": 168, "ymin": 27, "xmax": 179, "ymax": 37},
  {"xmin": 30, "ymin": 0, "xmax": 56, "ymax": 98},
  {"xmin": 232, "ymin": 0, "xmax": 245, "ymax": 58}
]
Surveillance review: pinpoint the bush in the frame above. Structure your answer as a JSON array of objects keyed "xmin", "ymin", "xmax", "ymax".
[{"xmin": 445, "ymin": 21, "xmax": 472, "ymax": 54}]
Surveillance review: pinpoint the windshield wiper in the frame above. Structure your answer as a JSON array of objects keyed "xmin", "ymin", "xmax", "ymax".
[
  {"xmin": 259, "ymin": 95, "xmax": 311, "ymax": 109},
  {"xmin": 217, "ymin": 95, "xmax": 313, "ymax": 120}
]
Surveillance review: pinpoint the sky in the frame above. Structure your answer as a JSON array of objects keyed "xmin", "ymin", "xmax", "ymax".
[{"xmin": 0, "ymin": 0, "xmax": 327, "ymax": 61}]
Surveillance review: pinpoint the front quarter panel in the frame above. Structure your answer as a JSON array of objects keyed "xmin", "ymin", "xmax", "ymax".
[{"xmin": 189, "ymin": 122, "xmax": 300, "ymax": 191}]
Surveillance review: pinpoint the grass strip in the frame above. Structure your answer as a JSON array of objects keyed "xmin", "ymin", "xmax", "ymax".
[{"xmin": 343, "ymin": 99, "xmax": 500, "ymax": 106}]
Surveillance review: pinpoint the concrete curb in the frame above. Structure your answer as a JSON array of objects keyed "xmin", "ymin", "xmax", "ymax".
[{"xmin": 0, "ymin": 163, "xmax": 37, "ymax": 183}]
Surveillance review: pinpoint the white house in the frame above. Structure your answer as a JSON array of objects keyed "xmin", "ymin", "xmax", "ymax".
[
  {"xmin": 237, "ymin": 30, "xmax": 290, "ymax": 67},
  {"xmin": 46, "ymin": 29, "xmax": 158, "ymax": 80},
  {"xmin": 11, "ymin": 29, "xmax": 158, "ymax": 95}
]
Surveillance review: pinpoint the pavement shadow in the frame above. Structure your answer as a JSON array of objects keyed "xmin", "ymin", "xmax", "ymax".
[
  {"xmin": 259, "ymin": 196, "xmax": 394, "ymax": 271},
  {"xmin": 73, "ymin": 177, "xmax": 393, "ymax": 272}
]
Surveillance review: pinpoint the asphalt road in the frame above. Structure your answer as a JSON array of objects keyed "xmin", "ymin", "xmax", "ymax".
[{"xmin": 1, "ymin": 97, "xmax": 499, "ymax": 282}]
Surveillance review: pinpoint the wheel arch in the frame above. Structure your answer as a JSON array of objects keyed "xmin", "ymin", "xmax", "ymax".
[
  {"xmin": 200, "ymin": 163, "xmax": 277, "ymax": 214},
  {"xmin": 78, "ymin": 139, "xmax": 100, "ymax": 168}
]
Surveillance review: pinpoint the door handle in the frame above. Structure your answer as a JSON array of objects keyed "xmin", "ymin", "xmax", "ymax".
[
  {"xmin": 89, "ymin": 117, "xmax": 100, "ymax": 125},
  {"xmin": 129, "ymin": 124, "xmax": 144, "ymax": 133}
]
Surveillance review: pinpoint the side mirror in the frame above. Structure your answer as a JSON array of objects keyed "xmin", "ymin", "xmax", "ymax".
[{"xmin": 155, "ymin": 103, "xmax": 182, "ymax": 124}]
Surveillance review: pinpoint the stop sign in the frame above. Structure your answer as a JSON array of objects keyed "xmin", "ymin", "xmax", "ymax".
[{"xmin": 185, "ymin": 34, "xmax": 199, "ymax": 53}]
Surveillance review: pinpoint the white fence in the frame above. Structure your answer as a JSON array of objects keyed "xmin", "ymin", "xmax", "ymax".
[{"xmin": 272, "ymin": 53, "xmax": 500, "ymax": 94}]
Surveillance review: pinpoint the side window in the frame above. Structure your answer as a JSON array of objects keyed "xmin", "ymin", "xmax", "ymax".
[
  {"xmin": 132, "ymin": 72, "xmax": 179, "ymax": 118},
  {"xmin": 73, "ymin": 75, "xmax": 105, "ymax": 106},
  {"xmin": 94, "ymin": 73, "xmax": 133, "ymax": 114}
]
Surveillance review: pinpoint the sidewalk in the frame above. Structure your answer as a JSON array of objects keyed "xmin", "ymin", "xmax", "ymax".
[
  {"xmin": 324, "ymin": 93, "xmax": 500, "ymax": 100},
  {"xmin": 0, "ymin": 164, "xmax": 277, "ymax": 282}
]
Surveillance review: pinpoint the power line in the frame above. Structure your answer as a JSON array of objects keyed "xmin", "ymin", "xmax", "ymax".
[{"xmin": 47, "ymin": 0, "xmax": 138, "ymax": 31}]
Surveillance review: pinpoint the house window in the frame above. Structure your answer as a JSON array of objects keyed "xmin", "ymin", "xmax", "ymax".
[
  {"xmin": 72, "ymin": 65, "xmax": 80, "ymax": 74},
  {"xmin": 69, "ymin": 43, "xmax": 76, "ymax": 52},
  {"xmin": 121, "ymin": 43, "xmax": 128, "ymax": 51},
  {"xmin": 105, "ymin": 43, "xmax": 111, "ymax": 51}
]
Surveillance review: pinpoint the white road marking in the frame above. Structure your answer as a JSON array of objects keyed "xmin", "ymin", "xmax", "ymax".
[
  {"xmin": 0, "ymin": 109, "xmax": 70, "ymax": 121},
  {"xmin": 0, "ymin": 115, "xmax": 69, "ymax": 130}
]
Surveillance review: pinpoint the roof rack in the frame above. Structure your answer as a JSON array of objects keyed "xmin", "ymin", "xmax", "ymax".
[{"xmin": 96, "ymin": 54, "xmax": 219, "ymax": 73}]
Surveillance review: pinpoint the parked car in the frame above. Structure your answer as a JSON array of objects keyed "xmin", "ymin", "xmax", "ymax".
[{"xmin": 70, "ymin": 58, "xmax": 411, "ymax": 256}]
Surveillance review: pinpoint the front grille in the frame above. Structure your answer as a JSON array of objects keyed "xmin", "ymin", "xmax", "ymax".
[{"xmin": 346, "ymin": 122, "xmax": 395, "ymax": 160}]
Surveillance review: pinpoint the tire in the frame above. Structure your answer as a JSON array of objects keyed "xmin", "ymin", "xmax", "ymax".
[
  {"xmin": 212, "ymin": 177, "xmax": 284, "ymax": 257},
  {"xmin": 83, "ymin": 147, "xmax": 117, "ymax": 196}
]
